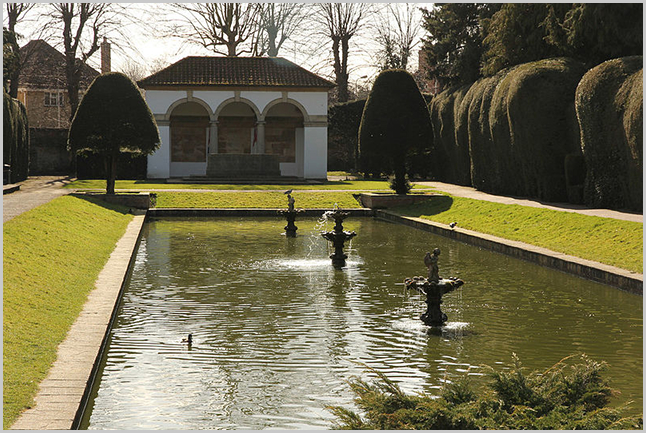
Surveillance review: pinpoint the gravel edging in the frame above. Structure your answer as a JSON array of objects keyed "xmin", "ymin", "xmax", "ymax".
[{"xmin": 9, "ymin": 214, "xmax": 147, "ymax": 430}]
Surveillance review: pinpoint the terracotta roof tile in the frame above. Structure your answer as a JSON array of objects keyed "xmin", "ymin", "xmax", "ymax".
[
  {"xmin": 138, "ymin": 56, "xmax": 336, "ymax": 89},
  {"xmin": 18, "ymin": 40, "xmax": 99, "ymax": 90}
]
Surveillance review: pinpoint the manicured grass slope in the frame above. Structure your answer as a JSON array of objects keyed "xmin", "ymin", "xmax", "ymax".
[
  {"xmin": 395, "ymin": 195, "xmax": 643, "ymax": 273},
  {"xmin": 3, "ymin": 196, "xmax": 133, "ymax": 428},
  {"xmin": 154, "ymin": 191, "xmax": 363, "ymax": 209}
]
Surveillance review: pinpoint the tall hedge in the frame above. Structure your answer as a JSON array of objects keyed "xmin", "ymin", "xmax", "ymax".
[
  {"xmin": 328, "ymin": 99, "xmax": 366, "ymax": 171},
  {"xmin": 430, "ymin": 84, "xmax": 471, "ymax": 185},
  {"xmin": 575, "ymin": 56, "xmax": 643, "ymax": 211},
  {"xmin": 496, "ymin": 58, "xmax": 586, "ymax": 201},
  {"xmin": 3, "ymin": 90, "xmax": 29, "ymax": 183},
  {"xmin": 358, "ymin": 69, "xmax": 433, "ymax": 190}
]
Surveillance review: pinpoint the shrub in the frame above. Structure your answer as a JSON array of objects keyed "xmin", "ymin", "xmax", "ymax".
[
  {"xmin": 68, "ymin": 72, "xmax": 160, "ymax": 194},
  {"xmin": 329, "ymin": 354, "xmax": 643, "ymax": 430},
  {"xmin": 3, "ymin": 90, "xmax": 29, "ymax": 183},
  {"xmin": 358, "ymin": 69, "xmax": 432, "ymax": 193},
  {"xmin": 430, "ymin": 84, "xmax": 472, "ymax": 185},
  {"xmin": 576, "ymin": 56, "xmax": 643, "ymax": 211},
  {"xmin": 328, "ymin": 99, "xmax": 366, "ymax": 172}
]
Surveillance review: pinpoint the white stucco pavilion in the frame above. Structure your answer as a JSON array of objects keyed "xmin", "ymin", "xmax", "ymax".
[{"xmin": 138, "ymin": 56, "xmax": 335, "ymax": 180}]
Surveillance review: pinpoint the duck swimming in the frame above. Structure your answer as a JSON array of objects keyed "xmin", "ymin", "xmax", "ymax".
[{"xmin": 181, "ymin": 334, "xmax": 193, "ymax": 345}]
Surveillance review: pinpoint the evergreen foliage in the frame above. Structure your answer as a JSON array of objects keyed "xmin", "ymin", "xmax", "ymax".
[
  {"xmin": 68, "ymin": 72, "xmax": 160, "ymax": 194},
  {"xmin": 329, "ymin": 354, "xmax": 643, "ymax": 430},
  {"xmin": 327, "ymin": 99, "xmax": 366, "ymax": 172},
  {"xmin": 421, "ymin": 4, "xmax": 501, "ymax": 87},
  {"xmin": 481, "ymin": 4, "xmax": 570, "ymax": 76},
  {"xmin": 422, "ymin": 4, "xmax": 643, "ymax": 85},
  {"xmin": 544, "ymin": 4, "xmax": 643, "ymax": 68},
  {"xmin": 358, "ymin": 69, "xmax": 432, "ymax": 193},
  {"xmin": 429, "ymin": 85, "xmax": 469, "ymax": 185},
  {"xmin": 575, "ymin": 56, "xmax": 643, "ymax": 211},
  {"xmin": 3, "ymin": 90, "xmax": 29, "ymax": 183}
]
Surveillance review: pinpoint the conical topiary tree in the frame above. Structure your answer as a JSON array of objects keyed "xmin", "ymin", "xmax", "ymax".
[
  {"xmin": 358, "ymin": 69, "xmax": 432, "ymax": 194},
  {"xmin": 68, "ymin": 72, "xmax": 160, "ymax": 194}
]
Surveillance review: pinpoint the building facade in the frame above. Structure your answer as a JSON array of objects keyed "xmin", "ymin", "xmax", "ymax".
[{"xmin": 138, "ymin": 57, "xmax": 335, "ymax": 180}]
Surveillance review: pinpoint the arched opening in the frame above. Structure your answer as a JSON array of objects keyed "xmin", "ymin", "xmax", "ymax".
[
  {"xmin": 264, "ymin": 102, "xmax": 304, "ymax": 163},
  {"xmin": 217, "ymin": 102, "xmax": 257, "ymax": 154},
  {"xmin": 169, "ymin": 102, "xmax": 209, "ymax": 164}
]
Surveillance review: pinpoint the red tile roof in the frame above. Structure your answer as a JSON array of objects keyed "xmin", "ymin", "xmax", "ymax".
[
  {"xmin": 138, "ymin": 56, "xmax": 336, "ymax": 89},
  {"xmin": 18, "ymin": 40, "xmax": 99, "ymax": 90}
]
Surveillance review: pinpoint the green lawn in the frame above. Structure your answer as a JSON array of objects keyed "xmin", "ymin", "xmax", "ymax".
[
  {"xmin": 393, "ymin": 195, "xmax": 643, "ymax": 273},
  {"xmin": 2, "ymin": 196, "xmax": 133, "ymax": 429},
  {"xmin": 64, "ymin": 179, "xmax": 422, "ymax": 191},
  {"xmin": 153, "ymin": 190, "xmax": 363, "ymax": 209}
]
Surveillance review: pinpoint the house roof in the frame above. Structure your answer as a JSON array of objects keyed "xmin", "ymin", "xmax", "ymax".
[
  {"xmin": 18, "ymin": 40, "xmax": 100, "ymax": 90},
  {"xmin": 138, "ymin": 56, "xmax": 336, "ymax": 89}
]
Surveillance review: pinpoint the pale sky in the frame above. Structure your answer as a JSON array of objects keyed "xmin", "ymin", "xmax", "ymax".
[{"xmin": 7, "ymin": 2, "xmax": 435, "ymax": 89}]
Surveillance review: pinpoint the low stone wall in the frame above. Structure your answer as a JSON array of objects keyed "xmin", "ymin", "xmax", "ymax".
[
  {"xmin": 207, "ymin": 154, "xmax": 281, "ymax": 177},
  {"xmin": 375, "ymin": 211, "xmax": 642, "ymax": 294},
  {"xmin": 148, "ymin": 208, "xmax": 375, "ymax": 218},
  {"xmin": 74, "ymin": 192, "xmax": 153, "ymax": 209}
]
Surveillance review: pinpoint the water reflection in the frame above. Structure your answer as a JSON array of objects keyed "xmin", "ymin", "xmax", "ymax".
[{"xmin": 81, "ymin": 217, "xmax": 642, "ymax": 430}]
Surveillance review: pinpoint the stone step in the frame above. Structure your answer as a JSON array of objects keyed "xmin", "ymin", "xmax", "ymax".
[{"xmin": 167, "ymin": 177, "xmax": 322, "ymax": 185}]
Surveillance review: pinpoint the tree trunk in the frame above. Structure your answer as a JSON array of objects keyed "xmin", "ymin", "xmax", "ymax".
[{"xmin": 106, "ymin": 154, "xmax": 117, "ymax": 195}]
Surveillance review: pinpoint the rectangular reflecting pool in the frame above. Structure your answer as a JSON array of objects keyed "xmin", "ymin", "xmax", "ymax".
[{"xmin": 80, "ymin": 217, "xmax": 642, "ymax": 429}]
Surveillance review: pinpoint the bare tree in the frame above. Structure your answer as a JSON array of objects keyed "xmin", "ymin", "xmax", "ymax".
[
  {"xmin": 4, "ymin": 3, "xmax": 36, "ymax": 97},
  {"xmin": 252, "ymin": 3, "xmax": 306, "ymax": 57},
  {"xmin": 38, "ymin": 3, "xmax": 134, "ymax": 120},
  {"xmin": 314, "ymin": 3, "xmax": 370, "ymax": 103},
  {"xmin": 118, "ymin": 59, "xmax": 147, "ymax": 82},
  {"xmin": 373, "ymin": 3, "xmax": 421, "ymax": 71},
  {"xmin": 168, "ymin": 3, "xmax": 260, "ymax": 56}
]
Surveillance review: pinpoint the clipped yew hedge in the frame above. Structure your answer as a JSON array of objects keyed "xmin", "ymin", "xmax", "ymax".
[
  {"xmin": 495, "ymin": 58, "xmax": 587, "ymax": 201},
  {"xmin": 431, "ymin": 57, "xmax": 588, "ymax": 203},
  {"xmin": 3, "ymin": 90, "xmax": 29, "ymax": 183},
  {"xmin": 430, "ymin": 84, "xmax": 471, "ymax": 185},
  {"xmin": 328, "ymin": 99, "xmax": 366, "ymax": 171},
  {"xmin": 576, "ymin": 56, "xmax": 643, "ymax": 211}
]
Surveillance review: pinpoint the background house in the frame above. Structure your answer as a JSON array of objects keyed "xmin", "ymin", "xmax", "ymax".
[
  {"xmin": 138, "ymin": 56, "xmax": 335, "ymax": 181},
  {"xmin": 16, "ymin": 39, "xmax": 109, "ymax": 175}
]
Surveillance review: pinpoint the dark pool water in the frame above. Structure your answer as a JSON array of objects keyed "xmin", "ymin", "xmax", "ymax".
[{"xmin": 81, "ymin": 217, "xmax": 642, "ymax": 429}]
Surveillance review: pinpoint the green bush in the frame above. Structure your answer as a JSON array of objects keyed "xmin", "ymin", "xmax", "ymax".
[
  {"xmin": 68, "ymin": 72, "xmax": 160, "ymax": 194},
  {"xmin": 328, "ymin": 99, "xmax": 366, "ymax": 172},
  {"xmin": 3, "ymin": 90, "xmax": 29, "ymax": 183},
  {"xmin": 329, "ymin": 354, "xmax": 643, "ymax": 430},
  {"xmin": 430, "ymin": 84, "xmax": 472, "ymax": 185},
  {"xmin": 358, "ymin": 69, "xmax": 432, "ymax": 192},
  {"xmin": 576, "ymin": 56, "xmax": 643, "ymax": 211}
]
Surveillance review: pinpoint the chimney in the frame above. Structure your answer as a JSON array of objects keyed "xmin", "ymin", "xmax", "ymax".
[{"xmin": 101, "ymin": 37, "xmax": 111, "ymax": 74}]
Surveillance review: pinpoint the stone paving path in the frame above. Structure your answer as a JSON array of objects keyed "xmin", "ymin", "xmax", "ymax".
[
  {"xmin": 416, "ymin": 181, "xmax": 643, "ymax": 223},
  {"xmin": 3, "ymin": 176, "xmax": 74, "ymax": 223}
]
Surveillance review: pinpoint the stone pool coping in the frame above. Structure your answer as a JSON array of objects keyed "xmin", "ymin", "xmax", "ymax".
[
  {"xmin": 10, "ymin": 215, "xmax": 147, "ymax": 430},
  {"xmin": 10, "ymin": 207, "xmax": 641, "ymax": 429}
]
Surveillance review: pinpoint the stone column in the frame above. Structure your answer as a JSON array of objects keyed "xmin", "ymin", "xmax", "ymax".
[
  {"xmin": 255, "ymin": 120, "xmax": 266, "ymax": 154},
  {"xmin": 208, "ymin": 120, "xmax": 218, "ymax": 154}
]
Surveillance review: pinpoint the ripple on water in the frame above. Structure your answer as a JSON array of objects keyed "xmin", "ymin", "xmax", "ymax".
[{"xmin": 82, "ymin": 218, "xmax": 643, "ymax": 430}]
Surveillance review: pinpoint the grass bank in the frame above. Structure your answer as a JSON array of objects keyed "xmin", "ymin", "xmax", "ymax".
[
  {"xmin": 3, "ymin": 196, "xmax": 133, "ymax": 429},
  {"xmin": 153, "ymin": 190, "xmax": 363, "ymax": 209},
  {"xmin": 394, "ymin": 195, "xmax": 643, "ymax": 273}
]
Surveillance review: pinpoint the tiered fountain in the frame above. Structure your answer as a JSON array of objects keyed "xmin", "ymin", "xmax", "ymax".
[
  {"xmin": 321, "ymin": 207, "xmax": 356, "ymax": 268},
  {"xmin": 277, "ymin": 191, "xmax": 303, "ymax": 237},
  {"xmin": 405, "ymin": 248, "xmax": 464, "ymax": 326}
]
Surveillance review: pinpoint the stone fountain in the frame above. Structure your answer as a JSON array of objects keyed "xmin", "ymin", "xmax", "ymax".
[
  {"xmin": 321, "ymin": 207, "xmax": 356, "ymax": 268},
  {"xmin": 405, "ymin": 248, "xmax": 464, "ymax": 326},
  {"xmin": 277, "ymin": 191, "xmax": 303, "ymax": 237}
]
